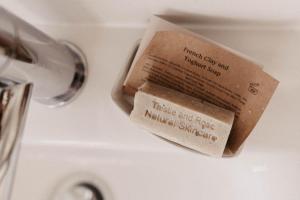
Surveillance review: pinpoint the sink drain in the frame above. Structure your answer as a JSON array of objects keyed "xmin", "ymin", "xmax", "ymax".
[
  {"xmin": 66, "ymin": 183, "xmax": 103, "ymax": 200},
  {"xmin": 51, "ymin": 173, "xmax": 112, "ymax": 200}
]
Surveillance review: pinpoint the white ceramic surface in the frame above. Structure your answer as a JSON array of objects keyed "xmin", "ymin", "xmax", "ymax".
[{"xmin": 0, "ymin": 1, "xmax": 299, "ymax": 200}]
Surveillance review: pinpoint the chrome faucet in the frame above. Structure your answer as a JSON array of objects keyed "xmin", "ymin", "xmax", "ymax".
[{"xmin": 0, "ymin": 7, "xmax": 87, "ymax": 199}]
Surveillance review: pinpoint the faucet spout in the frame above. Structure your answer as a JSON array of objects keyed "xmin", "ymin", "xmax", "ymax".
[
  {"xmin": 0, "ymin": 6, "xmax": 87, "ymax": 106},
  {"xmin": 0, "ymin": 6, "xmax": 88, "ymax": 200},
  {"xmin": 0, "ymin": 78, "xmax": 32, "ymax": 199},
  {"xmin": 0, "ymin": 78, "xmax": 32, "ymax": 175}
]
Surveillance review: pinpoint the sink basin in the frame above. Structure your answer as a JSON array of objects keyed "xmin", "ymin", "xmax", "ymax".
[{"xmin": 1, "ymin": 1, "xmax": 300, "ymax": 200}]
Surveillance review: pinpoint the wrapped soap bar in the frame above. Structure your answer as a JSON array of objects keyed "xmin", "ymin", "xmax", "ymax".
[
  {"xmin": 130, "ymin": 82, "xmax": 235, "ymax": 157},
  {"xmin": 124, "ymin": 17, "xmax": 279, "ymax": 153}
]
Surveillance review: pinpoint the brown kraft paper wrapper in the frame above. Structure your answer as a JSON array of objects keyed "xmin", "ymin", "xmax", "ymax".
[{"xmin": 124, "ymin": 31, "xmax": 279, "ymax": 154}]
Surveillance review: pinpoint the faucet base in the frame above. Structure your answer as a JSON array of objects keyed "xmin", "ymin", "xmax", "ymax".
[{"xmin": 35, "ymin": 41, "xmax": 88, "ymax": 107}]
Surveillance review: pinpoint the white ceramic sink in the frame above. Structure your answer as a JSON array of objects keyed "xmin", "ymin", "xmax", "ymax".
[{"xmin": 1, "ymin": 0, "xmax": 300, "ymax": 199}]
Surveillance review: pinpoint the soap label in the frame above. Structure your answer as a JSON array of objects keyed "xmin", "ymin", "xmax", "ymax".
[
  {"xmin": 144, "ymin": 99, "xmax": 218, "ymax": 143},
  {"xmin": 131, "ymin": 90, "xmax": 233, "ymax": 157},
  {"xmin": 124, "ymin": 27, "xmax": 279, "ymax": 153}
]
